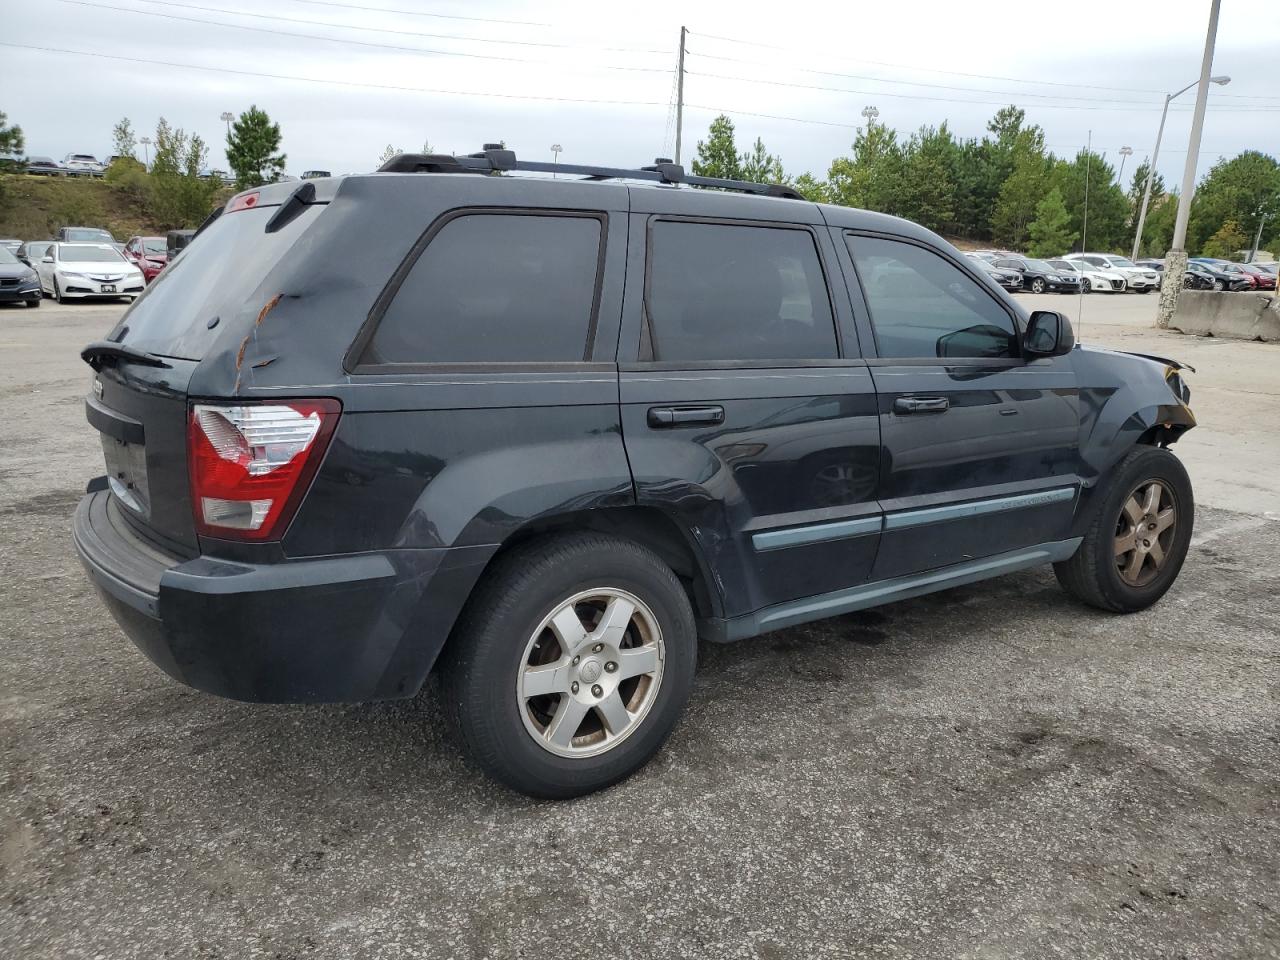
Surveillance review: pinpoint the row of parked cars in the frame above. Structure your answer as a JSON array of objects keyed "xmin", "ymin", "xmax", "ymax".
[
  {"xmin": 0, "ymin": 226, "xmax": 192, "ymax": 306},
  {"xmin": 965, "ymin": 248, "xmax": 1276, "ymax": 294}
]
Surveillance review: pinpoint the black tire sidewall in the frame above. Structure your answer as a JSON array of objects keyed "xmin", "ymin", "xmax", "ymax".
[
  {"xmin": 447, "ymin": 537, "xmax": 697, "ymax": 798},
  {"xmin": 1090, "ymin": 448, "xmax": 1194, "ymax": 611}
]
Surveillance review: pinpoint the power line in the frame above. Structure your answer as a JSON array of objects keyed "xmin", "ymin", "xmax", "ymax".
[
  {"xmin": 0, "ymin": 41, "xmax": 669, "ymax": 108},
  {"xmin": 264, "ymin": 0, "xmax": 547, "ymax": 27},
  {"xmin": 121, "ymin": 0, "xmax": 668, "ymax": 54},
  {"xmin": 689, "ymin": 29, "xmax": 1280, "ymax": 102},
  {"xmin": 685, "ymin": 68, "xmax": 1280, "ymax": 113},
  {"xmin": 50, "ymin": 0, "xmax": 669, "ymax": 71}
]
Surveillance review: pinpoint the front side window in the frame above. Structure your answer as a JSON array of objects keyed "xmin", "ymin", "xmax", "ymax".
[
  {"xmin": 848, "ymin": 236, "xmax": 1018, "ymax": 360},
  {"xmin": 363, "ymin": 213, "xmax": 603, "ymax": 365},
  {"xmin": 646, "ymin": 220, "xmax": 838, "ymax": 362}
]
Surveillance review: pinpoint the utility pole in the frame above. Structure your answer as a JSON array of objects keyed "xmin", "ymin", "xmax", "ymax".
[
  {"xmin": 1250, "ymin": 209, "xmax": 1268, "ymax": 263},
  {"xmin": 674, "ymin": 26, "xmax": 686, "ymax": 166},
  {"xmin": 1158, "ymin": 0, "xmax": 1223, "ymax": 329}
]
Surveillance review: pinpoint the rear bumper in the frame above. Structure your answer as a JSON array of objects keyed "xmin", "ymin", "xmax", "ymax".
[{"xmin": 73, "ymin": 489, "xmax": 493, "ymax": 703}]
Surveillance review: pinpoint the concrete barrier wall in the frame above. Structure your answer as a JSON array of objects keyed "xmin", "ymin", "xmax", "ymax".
[{"xmin": 1171, "ymin": 291, "xmax": 1280, "ymax": 341}]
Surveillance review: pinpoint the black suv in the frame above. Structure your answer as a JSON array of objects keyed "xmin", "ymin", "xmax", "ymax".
[{"xmin": 74, "ymin": 149, "xmax": 1197, "ymax": 798}]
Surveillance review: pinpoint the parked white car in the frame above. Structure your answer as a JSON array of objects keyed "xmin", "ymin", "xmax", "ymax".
[
  {"xmin": 62, "ymin": 153, "xmax": 106, "ymax": 177},
  {"xmin": 35, "ymin": 243, "xmax": 144, "ymax": 302},
  {"xmin": 1048, "ymin": 258, "xmax": 1127, "ymax": 293},
  {"xmin": 1063, "ymin": 253, "xmax": 1160, "ymax": 292}
]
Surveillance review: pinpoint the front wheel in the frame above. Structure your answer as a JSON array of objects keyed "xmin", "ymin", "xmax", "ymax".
[
  {"xmin": 1030, "ymin": 277, "xmax": 1046, "ymax": 294},
  {"xmin": 52, "ymin": 279, "xmax": 63, "ymax": 303},
  {"xmin": 439, "ymin": 533, "xmax": 697, "ymax": 799},
  {"xmin": 1054, "ymin": 446, "xmax": 1194, "ymax": 613},
  {"xmin": 1081, "ymin": 278, "xmax": 1092, "ymax": 293},
  {"xmin": 25, "ymin": 298, "xmax": 40, "ymax": 308},
  {"xmin": 1214, "ymin": 280, "xmax": 1225, "ymax": 291}
]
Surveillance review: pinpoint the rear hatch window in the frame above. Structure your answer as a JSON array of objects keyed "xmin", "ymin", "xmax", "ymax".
[{"xmin": 110, "ymin": 203, "xmax": 323, "ymax": 361}]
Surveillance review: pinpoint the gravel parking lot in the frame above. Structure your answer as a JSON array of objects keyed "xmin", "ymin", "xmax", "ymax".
[{"xmin": 2, "ymin": 297, "xmax": 1278, "ymax": 960}]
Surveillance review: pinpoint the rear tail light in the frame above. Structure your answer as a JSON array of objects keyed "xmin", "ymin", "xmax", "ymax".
[
  {"xmin": 225, "ymin": 191, "xmax": 260, "ymax": 213},
  {"xmin": 188, "ymin": 400, "xmax": 340, "ymax": 540}
]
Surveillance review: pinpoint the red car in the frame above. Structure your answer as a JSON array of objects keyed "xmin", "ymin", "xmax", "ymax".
[
  {"xmin": 122, "ymin": 235, "xmax": 168, "ymax": 282},
  {"xmin": 1236, "ymin": 263, "xmax": 1277, "ymax": 290}
]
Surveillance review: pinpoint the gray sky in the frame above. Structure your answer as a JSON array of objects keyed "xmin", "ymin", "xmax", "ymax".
[{"xmin": 5, "ymin": 0, "xmax": 1277, "ymax": 189}]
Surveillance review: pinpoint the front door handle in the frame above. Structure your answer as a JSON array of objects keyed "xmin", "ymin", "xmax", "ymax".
[
  {"xmin": 893, "ymin": 396, "xmax": 950, "ymax": 415},
  {"xmin": 647, "ymin": 405, "xmax": 725, "ymax": 428}
]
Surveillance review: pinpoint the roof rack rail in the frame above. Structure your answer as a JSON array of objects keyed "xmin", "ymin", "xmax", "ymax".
[{"xmin": 376, "ymin": 147, "xmax": 804, "ymax": 201}]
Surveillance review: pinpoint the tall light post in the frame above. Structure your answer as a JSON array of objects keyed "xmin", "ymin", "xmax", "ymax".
[
  {"xmin": 860, "ymin": 105, "xmax": 879, "ymax": 125},
  {"xmin": 140, "ymin": 136, "xmax": 152, "ymax": 169},
  {"xmin": 1130, "ymin": 73, "xmax": 1230, "ymax": 261},
  {"xmin": 1157, "ymin": 0, "xmax": 1224, "ymax": 329},
  {"xmin": 220, "ymin": 111, "xmax": 234, "ymax": 137},
  {"xmin": 550, "ymin": 143, "xmax": 562, "ymax": 179},
  {"xmin": 1117, "ymin": 145, "xmax": 1133, "ymax": 184}
]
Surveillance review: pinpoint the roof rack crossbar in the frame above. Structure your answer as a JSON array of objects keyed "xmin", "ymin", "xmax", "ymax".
[{"xmin": 377, "ymin": 150, "xmax": 804, "ymax": 200}]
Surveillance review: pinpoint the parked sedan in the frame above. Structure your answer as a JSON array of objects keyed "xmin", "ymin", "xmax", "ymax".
[
  {"xmin": 1065, "ymin": 253, "xmax": 1160, "ymax": 292},
  {"xmin": 34, "ymin": 243, "xmax": 145, "ymax": 302},
  {"xmin": 0, "ymin": 246, "xmax": 43, "ymax": 307},
  {"xmin": 16, "ymin": 240, "xmax": 54, "ymax": 267},
  {"xmin": 1191, "ymin": 258, "xmax": 1257, "ymax": 290},
  {"xmin": 122, "ymin": 235, "xmax": 169, "ymax": 282},
  {"xmin": 0, "ymin": 239, "xmax": 21, "ymax": 254},
  {"xmin": 1048, "ymin": 258, "xmax": 1126, "ymax": 293},
  {"xmin": 965, "ymin": 253, "xmax": 1023, "ymax": 292},
  {"xmin": 1235, "ymin": 263, "xmax": 1277, "ymax": 290},
  {"xmin": 1186, "ymin": 261, "xmax": 1251, "ymax": 292},
  {"xmin": 26, "ymin": 156, "xmax": 66, "ymax": 176},
  {"xmin": 990, "ymin": 255, "xmax": 1081, "ymax": 293}
]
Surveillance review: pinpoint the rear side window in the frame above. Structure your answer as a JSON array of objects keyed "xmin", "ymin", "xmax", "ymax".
[
  {"xmin": 363, "ymin": 213, "xmax": 603, "ymax": 365},
  {"xmin": 848, "ymin": 236, "xmax": 1017, "ymax": 360},
  {"xmin": 646, "ymin": 221, "xmax": 837, "ymax": 362}
]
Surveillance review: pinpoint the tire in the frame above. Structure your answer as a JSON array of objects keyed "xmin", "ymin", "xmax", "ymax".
[
  {"xmin": 439, "ymin": 533, "xmax": 697, "ymax": 799},
  {"xmin": 52, "ymin": 279, "xmax": 63, "ymax": 303},
  {"xmin": 1213, "ymin": 280, "xmax": 1225, "ymax": 291},
  {"xmin": 1081, "ymin": 278, "xmax": 1091, "ymax": 293},
  {"xmin": 1054, "ymin": 446, "xmax": 1194, "ymax": 613},
  {"xmin": 1030, "ymin": 277, "xmax": 1046, "ymax": 294},
  {"xmin": 25, "ymin": 298, "xmax": 40, "ymax": 308},
  {"xmin": 1139, "ymin": 286, "xmax": 1152, "ymax": 294}
]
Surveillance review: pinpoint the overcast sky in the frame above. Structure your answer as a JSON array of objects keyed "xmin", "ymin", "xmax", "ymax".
[{"xmin": 5, "ymin": 0, "xmax": 1277, "ymax": 188}]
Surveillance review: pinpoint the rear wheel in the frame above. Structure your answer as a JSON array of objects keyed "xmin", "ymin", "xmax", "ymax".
[
  {"xmin": 1081, "ymin": 278, "xmax": 1092, "ymax": 293},
  {"xmin": 1054, "ymin": 446, "xmax": 1193, "ymax": 613},
  {"xmin": 439, "ymin": 533, "xmax": 697, "ymax": 799},
  {"xmin": 1213, "ymin": 279, "xmax": 1226, "ymax": 291}
]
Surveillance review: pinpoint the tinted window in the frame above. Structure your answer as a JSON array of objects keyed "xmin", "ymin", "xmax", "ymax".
[
  {"xmin": 646, "ymin": 221, "xmax": 837, "ymax": 362},
  {"xmin": 992, "ymin": 258, "xmax": 1021, "ymax": 270},
  {"xmin": 365, "ymin": 214, "xmax": 602, "ymax": 365},
  {"xmin": 848, "ymin": 236, "xmax": 1018, "ymax": 360},
  {"xmin": 59, "ymin": 244, "xmax": 124, "ymax": 262}
]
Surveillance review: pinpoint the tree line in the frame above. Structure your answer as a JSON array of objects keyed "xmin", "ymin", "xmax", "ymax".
[{"xmin": 691, "ymin": 109, "xmax": 1280, "ymax": 260}]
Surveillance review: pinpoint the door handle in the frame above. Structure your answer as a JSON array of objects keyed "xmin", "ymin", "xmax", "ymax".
[
  {"xmin": 893, "ymin": 396, "xmax": 949, "ymax": 415},
  {"xmin": 647, "ymin": 405, "xmax": 725, "ymax": 427}
]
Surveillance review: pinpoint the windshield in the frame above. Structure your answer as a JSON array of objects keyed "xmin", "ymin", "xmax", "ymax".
[
  {"xmin": 63, "ymin": 228, "xmax": 113, "ymax": 242},
  {"xmin": 142, "ymin": 238, "xmax": 167, "ymax": 254},
  {"xmin": 0, "ymin": 249, "xmax": 18, "ymax": 265},
  {"xmin": 1049, "ymin": 260, "xmax": 1078, "ymax": 272},
  {"xmin": 1108, "ymin": 257, "xmax": 1136, "ymax": 268},
  {"xmin": 59, "ymin": 244, "xmax": 124, "ymax": 263},
  {"xmin": 1025, "ymin": 259, "xmax": 1056, "ymax": 272}
]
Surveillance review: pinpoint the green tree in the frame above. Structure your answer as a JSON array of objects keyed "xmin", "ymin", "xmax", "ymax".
[
  {"xmin": 378, "ymin": 144, "xmax": 402, "ymax": 167},
  {"xmin": 827, "ymin": 119, "xmax": 902, "ymax": 213},
  {"xmin": 739, "ymin": 136, "xmax": 785, "ymax": 184},
  {"xmin": 792, "ymin": 172, "xmax": 831, "ymax": 203},
  {"xmin": 991, "ymin": 124, "xmax": 1051, "ymax": 249},
  {"xmin": 1140, "ymin": 192, "xmax": 1179, "ymax": 257},
  {"xmin": 1027, "ymin": 188, "xmax": 1077, "ymax": 257},
  {"xmin": 149, "ymin": 118, "xmax": 219, "ymax": 228},
  {"xmin": 112, "ymin": 117, "xmax": 136, "ymax": 160},
  {"xmin": 0, "ymin": 111, "xmax": 24, "ymax": 172},
  {"xmin": 1187, "ymin": 150, "xmax": 1280, "ymax": 254},
  {"xmin": 692, "ymin": 114, "xmax": 743, "ymax": 181},
  {"xmin": 1128, "ymin": 159, "xmax": 1164, "ymax": 216},
  {"xmin": 1201, "ymin": 219, "xmax": 1249, "ymax": 259},
  {"xmin": 1050, "ymin": 150, "xmax": 1129, "ymax": 250},
  {"xmin": 895, "ymin": 124, "xmax": 957, "ymax": 233},
  {"xmin": 226, "ymin": 105, "xmax": 286, "ymax": 189}
]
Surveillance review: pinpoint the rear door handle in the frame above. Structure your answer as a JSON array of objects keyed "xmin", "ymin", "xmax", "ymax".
[
  {"xmin": 647, "ymin": 405, "xmax": 725, "ymax": 428},
  {"xmin": 893, "ymin": 396, "xmax": 950, "ymax": 415}
]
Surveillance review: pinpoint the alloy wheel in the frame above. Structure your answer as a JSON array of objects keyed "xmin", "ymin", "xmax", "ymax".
[
  {"xmin": 1114, "ymin": 479, "xmax": 1177, "ymax": 588},
  {"xmin": 516, "ymin": 588, "xmax": 665, "ymax": 759},
  {"xmin": 1031, "ymin": 278, "xmax": 1045, "ymax": 293}
]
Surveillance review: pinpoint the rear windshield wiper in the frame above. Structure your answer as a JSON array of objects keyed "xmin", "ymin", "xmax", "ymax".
[{"xmin": 81, "ymin": 340, "xmax": 172, "ymax": 372}]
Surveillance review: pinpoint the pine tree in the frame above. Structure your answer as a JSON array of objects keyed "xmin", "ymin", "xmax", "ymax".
[
  {"xmin": 0, "ymin": 111, "xmax": 24, "ymax": 172},
  {"xmin": 1027, "ymin": 188, "xmax": 1078, "ymax": 258},
  {"xmin": 692, "ymin": 115, "xmax": 743, "ymax": 181},
  {"xmin": 111, "ymin": 118, "xmax": 136, "ymax": 160},
  {"xmin": 739, "ymin": 137, "xmax": 785, "ymax": 184},
  {"xmin": 226, "ymin": 105, "xmax": 286, "ymax": 189}
]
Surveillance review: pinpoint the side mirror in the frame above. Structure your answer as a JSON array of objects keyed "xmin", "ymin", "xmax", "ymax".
[
  {"xmin": 42, "ymin": 255, "xmax": 54, "ymax": 263},
  {"xmin": 1024, "ymin": 310, "xmax": 1075, "ymax": 358}
]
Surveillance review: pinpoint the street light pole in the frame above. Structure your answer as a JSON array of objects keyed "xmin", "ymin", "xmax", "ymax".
[
  {"xmin": 220, "ymin": 111, "xmax": 234, "ymax": 137},
  {"xmin": 550, "ymin": 143, "xmax": 562, "ymax": 179},
  {"xmin": 1157, "ymin": 0, "xmax": 1224, "ymax": 329},
  {"xmin": 1118, "ymin": 145, "xmax": 1133, "ymax": 185},
  {"xmin": 1130, "ymin": 74, "xmax": 1230, "ymax": 262},
  {"xmin": 140, "ymin": 136, "xmax": 152, "ymax": 169},
  {"xmin": 861, "ymin": 105, "xmax": 879, "ymax": 125}
]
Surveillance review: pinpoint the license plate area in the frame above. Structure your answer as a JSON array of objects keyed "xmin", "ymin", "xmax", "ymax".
[
  {"xmin": 101, "ymin": 434, "xmax": 151, "ymax": 516},
  {"xmin": 101, "ymin": 284, "xmax": 117, "ymax": 293}
]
